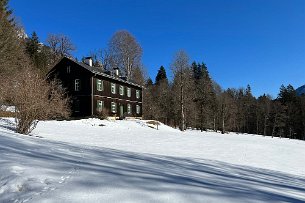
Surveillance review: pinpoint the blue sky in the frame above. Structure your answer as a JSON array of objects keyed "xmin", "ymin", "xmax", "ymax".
[{"xmin": 10, "ymin": 0, "xmax": 305, "ymax": 97}]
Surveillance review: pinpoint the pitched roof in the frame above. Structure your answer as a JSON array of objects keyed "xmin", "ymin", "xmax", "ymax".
[{"xmin": 50, "ymin": 57, "xmax": 143, "ymax": 88}]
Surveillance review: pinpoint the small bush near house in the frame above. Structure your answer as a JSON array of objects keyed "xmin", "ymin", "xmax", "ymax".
[
  {"xmin": 0, "ymin": 68, "xmax": 70, "ymax": 134},
  {"xmin": 97, "ymin": 109, "xmax": 108, "ymax": 120}
]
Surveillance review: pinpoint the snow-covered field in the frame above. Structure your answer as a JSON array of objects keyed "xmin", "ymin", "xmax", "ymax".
[{"xmin": 1, "ymin": 117, "xmax": 305, "ymax": 202}]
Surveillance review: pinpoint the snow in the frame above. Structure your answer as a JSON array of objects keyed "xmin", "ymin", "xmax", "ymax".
[
  {"xmin": 0, "ymin": 105, "xmax": 16, "ymax": 112},
  {"xmin": 1, "ymin": 117, "xmax": 305, "ymax": 202}
]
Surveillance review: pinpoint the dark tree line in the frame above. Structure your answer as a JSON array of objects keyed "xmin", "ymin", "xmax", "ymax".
[{"xmin": 143, "ymin": 50, "xmax": 305, "ymax": 140}]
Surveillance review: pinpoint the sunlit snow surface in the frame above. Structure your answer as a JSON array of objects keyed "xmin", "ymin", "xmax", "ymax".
[{"xmin": 1, "ymin": 117, "xmax": 305, "ymax": 202}]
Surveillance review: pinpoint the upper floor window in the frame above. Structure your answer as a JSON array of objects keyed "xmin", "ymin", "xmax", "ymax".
[
  {"xmin": 127, "ymin": 104, "xmax": 131, "ymax": 114},
  {"xmin": 111, "ymin": 102, "xmax": 117, "ymax": 113},
  {"xmin": 75, "ymin": 79, "xmax": 80, "ymax": 91},
  {"xmin": 97, "ymin": 79, "xmax": 103, "ymax": 91},
  {"xmin": 136, "ymin": 90, "xmax": 140, "ymax": 99},
  {"xmin": 111, "ymin": 83, "xmax": 116, "ymax": 94},
  {"xmin": 127, "ymin": 87, "xmax": 131, "ymax": 97},
  {"xmin": 119, "ymin": 85, "xmax": 124, "ymax": 96},
  {"xmin": 67, "ymin": 66, "xmax": 71, "ymax": 73},
  {"xmin": 97, "ymin": 100, "xmax": 104, "ymax": 112},
  {"xmin": 136, "ymin": 105, "xmax": 141, "ymax": 114}
]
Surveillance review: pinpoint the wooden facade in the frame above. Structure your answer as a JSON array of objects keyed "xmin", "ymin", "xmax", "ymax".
[{"xmin": 47, "ymin": 57, "xmax": 143, "ymax": 118}]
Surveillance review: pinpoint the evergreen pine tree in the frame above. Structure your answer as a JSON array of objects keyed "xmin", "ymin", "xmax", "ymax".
[
  {"xmin": 146, "ymin": 78, "xmax": 153, "ymax": 87},
  {"xmin": 26, "ymin": 32, "xmax": 39, "ymax": 58},
  {"xmin": 155, "ymin": 66, "xmax": 167, "ymax": 85}
]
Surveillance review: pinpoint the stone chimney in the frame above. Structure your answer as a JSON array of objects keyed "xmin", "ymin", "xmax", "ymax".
[
  {"xmin": 84, "ymin": 57, "xmax": 93, "ymax": 67},
  {"xmin": 113, "ymin": 67, "xmax": 119, "ymax": 76}
]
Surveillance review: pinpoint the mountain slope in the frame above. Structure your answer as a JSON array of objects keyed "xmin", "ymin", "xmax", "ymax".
[{"xmin": 296, "ymin": 85, "xmax": 305, "ymax": 96}]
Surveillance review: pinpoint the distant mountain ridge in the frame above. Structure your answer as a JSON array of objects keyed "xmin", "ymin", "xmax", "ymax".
[{"xmin": 296, "ymin": 85, "xmax": 305, "ymax": 96}]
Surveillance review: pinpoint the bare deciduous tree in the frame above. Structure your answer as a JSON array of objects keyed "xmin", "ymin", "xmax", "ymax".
[
  {"xmin": 171, "ymin": 50, "xmax": 191, "ymax": 131},
  {"xmin": 1, "ymin": 68, "xmax": 70, "ymax": 134},
  {"xmin": 108, "ymin": 30, "xmax": 142, "ymax": 81},
  {"xmin": 46, "ymin": 34, "xmax": 76, "ymax": 65},
  {"xmin": 89, "ymin": 49, "xmax": 111, "ymax": 70}
]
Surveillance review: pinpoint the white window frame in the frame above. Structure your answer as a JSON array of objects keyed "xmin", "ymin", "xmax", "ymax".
[
  {"xmin": 136, "ymin": 105, "xmax": 141, "ymax": 114},
  {"xmin": 127, "ymin": 104, "xmax": 131, "ymax": 114},
  {"xmin": 97, "ymin": 100, "xmax": 104, "ymax": 112},
  {"xmin": 119, "ymin": 85, "xmax": 124, "ymax": 96},
  {"xmin": 127, "ymin": 87, "xmax": 131, "ymax": 97},
  {"xmin": 136, "ymin": 90, "xmax": 140, "ymax": 99},
  {"xmin": 111, "ymin": 83, "xmax": 116, "ymax": 94},
  {"xmin": 97, "ymin": 79, "xmax": 103, "ymax": 91},
  {"xmin": 75, "ymin": 79, "xmax": 80, "ymax": 91},
  {"xmin": 111, "ymin": 102, "xmax": 117, "ymax": 113}
]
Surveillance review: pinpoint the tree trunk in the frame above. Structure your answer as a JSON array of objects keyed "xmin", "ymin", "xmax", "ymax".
[
  {"xmin": 263, "ymin": 115, "xmax": 267, "ymax": 136},
  {"xmin": 272, "ymin": 115, "xmax": 277, "ymax": 138},
  {"xmin": 180, "ymin": 82, "xmax": 185, "ymax": 131},
  {"xmin": 213, "ymin": 115, "xmax": 216, "ymax": 132},
  {"xmin": 221, "ymin": 104, "xmax": 225, "ymax": 134},
  {"xmin": 200, "ymin": 103, "xmax": 203, "ymax": 132}
]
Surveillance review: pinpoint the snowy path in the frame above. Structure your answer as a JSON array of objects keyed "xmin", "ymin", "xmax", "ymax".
[{"xmin": 1, "ymin": 118, "xmax": 305, "ymax": 202}]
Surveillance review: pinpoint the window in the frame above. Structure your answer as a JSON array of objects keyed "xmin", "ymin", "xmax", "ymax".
[
  {"xmin": 119, "ymin": 85, "xmax": 124, "ymax": 96},
  {"xmin": 74, "ymin": 99, "xmax": 80, "ymax": 112},
  {"xmin": 67, "ymin": 66, "xmax": 71, "ymax": 73},
  {"xmin": 97, "ymin": 79, "xmax": 103, "ymax": 91},
  {"xmin": 97, "ymin": 100, "xmax": 104, "ymax": 112},
  {"xmin": 111, "ymin": 102, "xmax": 117, "ymax": 113},
  {"xmin": 127, "ymin": 104, "xmax": 131, "ymax": 114},
  {"xmin": 136, "ymin": 105, "xmax": 141, "ymax": 114},
  {"xmin": 136, "ymin": 90, "xmax": 140, "ymax": 99},
  {"xmin": 75, "ymin": 79, "xmax": 80, "ymax": 91},
  {"xmin": 127, "ymin": 88, "xmax": 131, "ymax": 97},
  {"xmin": 111, "ymin": 83, "xmax": 116, "ymax": 94}
]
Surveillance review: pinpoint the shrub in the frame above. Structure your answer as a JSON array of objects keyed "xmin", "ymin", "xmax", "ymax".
[{"xmin": 0, "ymin": 68, "xmax": 70, "ymax": 134}]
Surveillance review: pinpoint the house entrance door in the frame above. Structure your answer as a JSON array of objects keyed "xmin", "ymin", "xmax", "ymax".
[{"xmin": 120, "ymin": 105, "xmax": 124, "ymax": 117}]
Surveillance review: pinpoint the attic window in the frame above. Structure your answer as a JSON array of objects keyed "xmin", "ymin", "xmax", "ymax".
[{"xmin": 67, "ymin": 66, "xmax": 71, "ymax": 73}]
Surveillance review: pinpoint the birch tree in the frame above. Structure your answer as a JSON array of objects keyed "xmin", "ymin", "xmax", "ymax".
[
  {"xmin": 108, "ymin": 30, "xmax": 142, "ymax": 81},
  {"xmin": 171, "ymin": 50, "xmax": 190, "ymax": 131}
]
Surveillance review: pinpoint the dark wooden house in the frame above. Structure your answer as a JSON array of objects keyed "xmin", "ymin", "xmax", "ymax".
[{"xmin": 47, "ymin": 57, "xmax": 143, "ymax": 118}]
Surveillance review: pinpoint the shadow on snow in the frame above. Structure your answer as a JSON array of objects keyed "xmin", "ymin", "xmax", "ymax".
[{"xmin": 0, "ymin": 126, "xmax": 305, "ymax": 202}]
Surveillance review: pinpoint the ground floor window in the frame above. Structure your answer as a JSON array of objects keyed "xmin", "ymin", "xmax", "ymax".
[
  {"xmin": 127, "ymin": 104, "xmax": 131, "ymax": 114},
  {"xmin": 111, "ymin": 102, "xmax": 117, "ymax": 113},
  {"xmin": 97, "ymin": 100, "xmax": 104, "ymax": 112},
  {"xmin": 136, "ymin": 105, "xmax": 141, "ymax": 114},
  {"xmin": 74, "ymin": 99, "xmax": 80, "ymax": 112}
]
